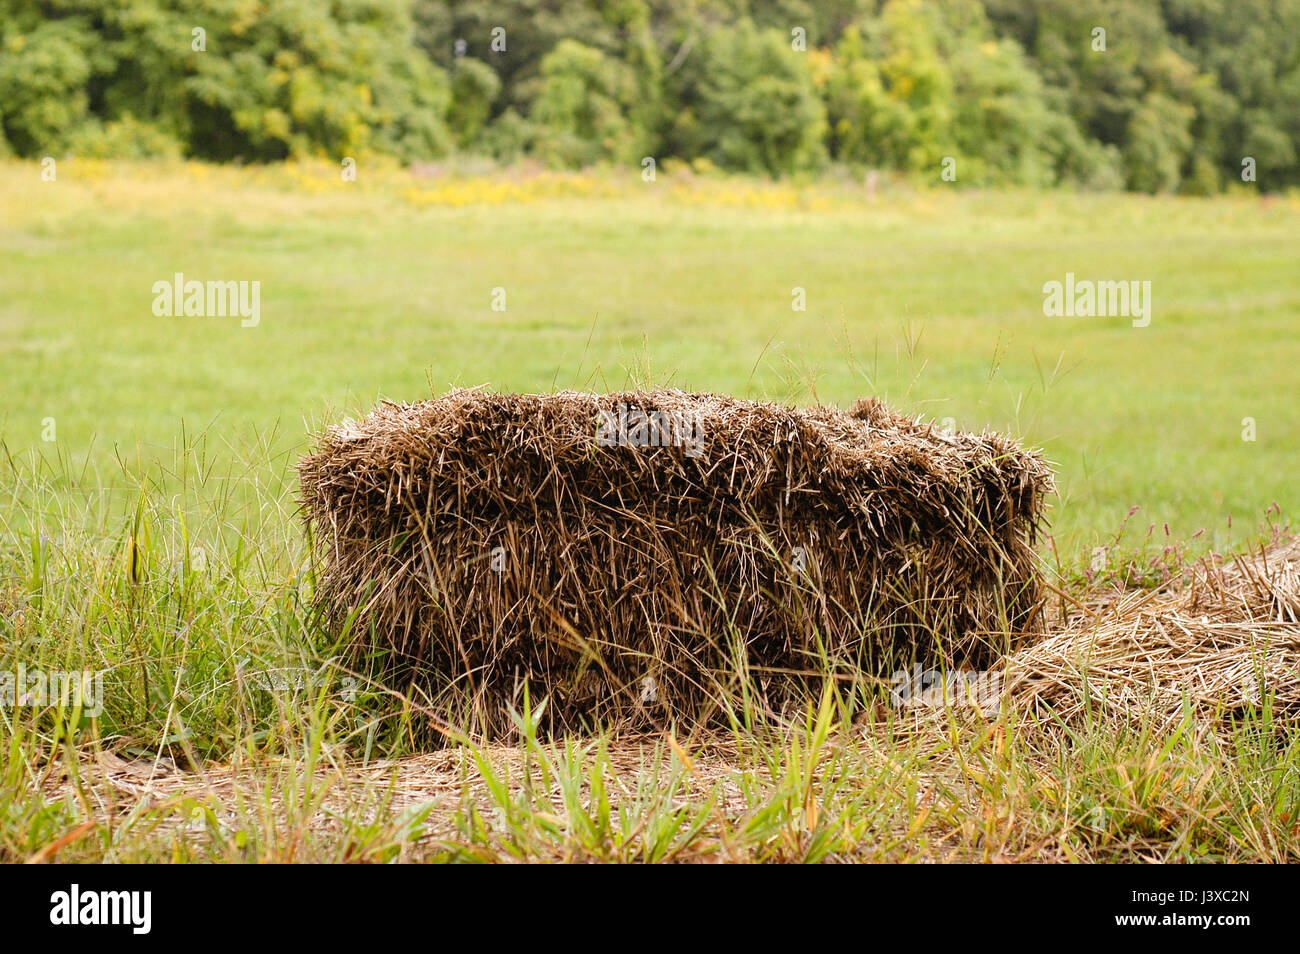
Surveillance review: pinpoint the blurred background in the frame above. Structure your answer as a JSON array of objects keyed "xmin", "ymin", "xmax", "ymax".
[
  {"xmin": 3, "ymin": 0, "xmax": 1298, "ymax": 186},
  {"xmin": 2, "ymin": 0, "xmax": 1299, "ymax": 563}
]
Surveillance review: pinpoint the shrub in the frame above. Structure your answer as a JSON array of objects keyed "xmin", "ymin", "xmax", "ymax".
[
  {"xmin": 666, "ymin": 20, "xmax": 827, "ymax": 176},
  {"xmin": 530, "ymin": 39, "xmax": 643, "ymax": 166}
]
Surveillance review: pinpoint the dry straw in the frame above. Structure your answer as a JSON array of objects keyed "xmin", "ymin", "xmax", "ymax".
[
  {"xmin": 299, "ymin": 388, "xmax": 1053, "ymax": 737},
  {"xmin": 1003, "ymin": 538, "xmax": 1300, "ymax": 733}
]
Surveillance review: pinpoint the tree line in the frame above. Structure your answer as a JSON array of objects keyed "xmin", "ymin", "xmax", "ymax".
[{"xmin": 2, "ymin": 0, "xmax": 1296, "ymax": 191}]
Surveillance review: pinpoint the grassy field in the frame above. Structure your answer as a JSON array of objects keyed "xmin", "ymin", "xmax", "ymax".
[
  {"xmin": 3, "ymin": 160, "xmax": 1298, "ymax": 557},
  {"xmin": 2, "ymin": 160, "xmax": 1299, "ymax": 863}
]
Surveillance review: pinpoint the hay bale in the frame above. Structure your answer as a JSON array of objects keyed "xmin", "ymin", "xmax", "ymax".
[{"xmin": 298, "ymin": 388, "xmax": 1052, "ymax": 736}]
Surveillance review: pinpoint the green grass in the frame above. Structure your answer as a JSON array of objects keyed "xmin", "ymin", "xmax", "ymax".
[
  {"xmin": 3, "ymin": 160, "xmax": 1298, "ymax": 559},
  {"xmin": 1, "ymin": 160, "xmax": 1299, "ymax": 863}
]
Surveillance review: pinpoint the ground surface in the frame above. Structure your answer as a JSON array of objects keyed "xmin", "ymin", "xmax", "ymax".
[{"xmin": 10, "ymin": 539, "xmax": 1291, "ymax": 864}]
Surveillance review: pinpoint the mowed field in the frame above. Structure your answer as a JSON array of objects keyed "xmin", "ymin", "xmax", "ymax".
[
  {"xmin": 3, "ymin": 161, "xmax": 1300, "ymax": 863},
  {"xmin": 2, "ymin": 160, "xmax": 1298, "ymax": 560}
]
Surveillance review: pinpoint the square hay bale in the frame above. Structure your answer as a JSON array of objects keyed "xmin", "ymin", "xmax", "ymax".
[{"xmin": 298, "ymin": 389, "xmax": 1052, "ymax": 737}]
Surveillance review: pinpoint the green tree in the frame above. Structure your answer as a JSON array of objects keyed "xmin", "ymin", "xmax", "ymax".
[
  {"xmin": 0, "ymin": 12, "xmax": 97, "ymax": 155},
  {"xmin": 447, "ymin": 57, "xmax": 501, "ymax": 147},
  {"xmin": 531, "ymin": 39, "xmax": 642, "ymax": 165},
  {"xmin": 666, "ymin": 19, "xmax": 826, "ymax": 175},
  {"xmin": 821, "ymin": 5, "xmax": 953, "ymax": 174},
  {"xmin": 0, "ymin": 0, "xmax": 453, "ymax": 162}
]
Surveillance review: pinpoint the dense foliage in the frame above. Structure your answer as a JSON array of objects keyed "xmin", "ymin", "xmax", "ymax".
[{"xmin": 2, "ymin": 0, "xmax": 1297, "ymax": 189}]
